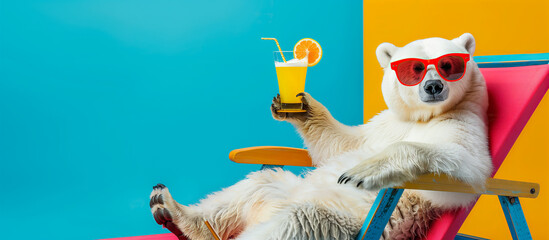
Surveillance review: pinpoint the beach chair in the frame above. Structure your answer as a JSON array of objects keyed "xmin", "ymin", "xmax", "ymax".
[
  {"xmin": 103, "ymin": 57, "xmax": 548, "ymax": 240},
  {"xmin": 229, "ymin": 62, "xmax": 549, "ymax": 240}
]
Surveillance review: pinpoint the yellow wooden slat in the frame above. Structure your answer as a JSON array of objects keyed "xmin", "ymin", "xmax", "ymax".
[
  {"xmin": 399, "ymin": 174, "xmax": 540, "ymax": 198},
  {"xmin": 229, "ymin": 147, "xmax": 539, "ymax": 198},
  {"xmin": 229, "ymin": 146, "xmax": 313, "ymax": 167}
]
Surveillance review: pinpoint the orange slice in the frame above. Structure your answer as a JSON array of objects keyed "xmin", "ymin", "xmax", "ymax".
[{"xmin": 293, "ymin": 38, "xmax": 322, "ymax": 67}]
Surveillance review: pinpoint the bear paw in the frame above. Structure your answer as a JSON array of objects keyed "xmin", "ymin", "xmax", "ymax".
[
  {"xmin": 270, "ymin": 92, "xmax": 329, "ymax": 123},
  {"xmin": 150, "ymin": 184, "xmax": 188, "ymax": 240},
  {"xmin": 337, "ymin": 160, "xmax": 416, "ymax": 191},
  {"xmin": 270, "ymin": 93, "xmax": 308, "ymax": 122}
]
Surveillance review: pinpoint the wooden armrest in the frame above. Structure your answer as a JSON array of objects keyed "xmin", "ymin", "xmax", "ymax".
[
  {"xmin": 229, "ymin": 148, "xmax": 539, "ymax": 198},
  {"xmin": 398, "ymin": 173, "xmax": 540, "ymax": 198},
  {"xmin": 229, "ymin": 146, "xmax": 313, "ymax": 167}
]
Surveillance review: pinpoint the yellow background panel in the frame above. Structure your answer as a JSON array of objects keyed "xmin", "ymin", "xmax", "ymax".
[{"xmin": 363, "ymin": 0, "xmax": 548, "ymax": 239}]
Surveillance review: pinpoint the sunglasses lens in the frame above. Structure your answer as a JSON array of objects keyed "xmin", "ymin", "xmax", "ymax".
[
  {"xmin": 397, "ymin": 60, "xmax": 425, "ymax": 86},
  {"xmin": 437, "ymin": 55, "xmax": 465, "ymax": 81}
]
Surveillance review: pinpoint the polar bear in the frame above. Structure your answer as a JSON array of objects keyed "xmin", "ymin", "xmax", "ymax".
[{"xmin": 150, "ymin": 33, "xmax": 492, "ymax": 240}]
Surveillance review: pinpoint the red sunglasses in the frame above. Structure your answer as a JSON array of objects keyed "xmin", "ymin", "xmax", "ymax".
[{"xmin": 390, "ymin": 53, "xmax": 470, "ymax": 86}]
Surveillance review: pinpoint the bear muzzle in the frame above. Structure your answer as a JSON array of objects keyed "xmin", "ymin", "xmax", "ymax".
[{"xmin": 420, "ymin": 80, "xmax": 448, "ymax": 103}]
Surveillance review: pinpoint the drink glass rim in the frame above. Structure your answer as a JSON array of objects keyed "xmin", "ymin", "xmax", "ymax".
[{"xmin": 274, "ymin": 51, "xmax": 308, "ymax": 64}]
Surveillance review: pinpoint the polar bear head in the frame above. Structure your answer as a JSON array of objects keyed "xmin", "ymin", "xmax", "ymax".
[{"xmin": 376, "ymin": 33, "xmax": 485, "ymax": 121}]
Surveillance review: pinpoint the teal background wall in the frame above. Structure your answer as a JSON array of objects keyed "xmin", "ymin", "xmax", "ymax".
[{"xmin": 0, "ymin": 1, "xmax": 363, "ymax": 239}]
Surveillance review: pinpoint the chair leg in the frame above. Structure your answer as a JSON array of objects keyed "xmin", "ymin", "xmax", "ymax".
[
  {"xmin": 498, "ymin": 196, "xmax": 533, "ymax": 240},
  {"xmin": 355, "ymin": 188, "xmax": 403, "ymax": 240}
]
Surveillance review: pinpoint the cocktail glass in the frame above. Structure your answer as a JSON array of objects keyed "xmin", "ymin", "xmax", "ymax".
[{"xmin": 274, "ymin": 51, "xmax": 308, "ymax": 112}]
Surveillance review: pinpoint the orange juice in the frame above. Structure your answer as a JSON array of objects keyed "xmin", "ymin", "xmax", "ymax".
[
  {"xmin": 273, "ymin": 51, "xmax": 308, "ymax": 112},
  {"xmin": 275, "ymin": 66, "xmax": 307, "ymax": 104}
]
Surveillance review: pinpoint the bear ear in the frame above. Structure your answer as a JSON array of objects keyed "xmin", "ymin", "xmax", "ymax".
[
  {"xmin": 452, "ymin": 33, "xmax": 476, "ymax": 55},
  {"xmin": 376, "ymin": 43, "xmax": 398, "ymax": 68}
]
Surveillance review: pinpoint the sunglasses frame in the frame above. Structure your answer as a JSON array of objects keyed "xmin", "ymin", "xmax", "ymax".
[{"xmin": 390, "ymin": 53, "xmax": 471, "ymax": 86}]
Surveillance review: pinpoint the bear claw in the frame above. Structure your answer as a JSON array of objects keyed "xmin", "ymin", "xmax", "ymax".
[
  {"xmin": 149, "ymin": 194, "xmax": 164, "ymax": 207},
  {"xmin": 337, "ymin": 174, "xmax": 354, "ymax": 185},
  {"xmin": 337, "ymin": 174, "xmax": 348, "ymax": 184},
  {"xmin": 271, "ymin": 104, "xmax": 278, "ymax": 113}
]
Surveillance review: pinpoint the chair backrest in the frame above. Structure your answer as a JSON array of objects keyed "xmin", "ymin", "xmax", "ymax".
[{"xmin": 425, "ymin": 64, "xmax": 549, "ymax": 239}]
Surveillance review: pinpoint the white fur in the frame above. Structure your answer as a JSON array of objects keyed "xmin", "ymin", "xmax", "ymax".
[{"xmin": 151, "ymin": 33, "xmax": 492, "ymax": 239}]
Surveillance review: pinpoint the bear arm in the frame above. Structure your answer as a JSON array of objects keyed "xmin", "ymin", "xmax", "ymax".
[
  {"xmin": 339, "ymin": 141, "xmax": 491, "ymax": 191},
  {"xmin": 386, "ymin": 141, "xmax": 491, "ymax": 189},
  {"xmin": 298, "ymin": 118, "xmax": 366, "ymax": 165}
]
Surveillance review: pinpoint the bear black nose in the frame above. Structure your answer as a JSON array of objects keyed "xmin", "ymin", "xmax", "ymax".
[{"xmin": 424, "ymin": 80, "xmax": 444, "ymax": 95}]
